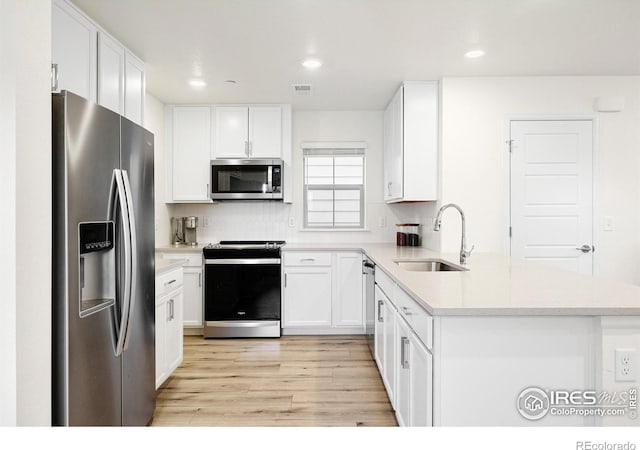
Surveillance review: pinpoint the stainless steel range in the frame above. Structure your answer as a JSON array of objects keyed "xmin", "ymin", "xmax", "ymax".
[{"xmin": 203, "ymin": 241, "xmax": 285, "ymax": 338}]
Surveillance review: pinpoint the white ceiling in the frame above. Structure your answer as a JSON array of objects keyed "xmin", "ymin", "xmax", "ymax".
[{"xmin": 73, "ymin": 0, "xmax": 640, "ymax": 110}]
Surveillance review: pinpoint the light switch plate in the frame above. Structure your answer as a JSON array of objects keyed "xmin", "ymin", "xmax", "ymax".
[{"xmin": 604, "ymin": 216, "xmax": 613, "ymax": 232}]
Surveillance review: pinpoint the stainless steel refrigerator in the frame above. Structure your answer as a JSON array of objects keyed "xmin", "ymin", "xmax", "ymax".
[{"xmin": 52, "ymin": 91, "xmax": 155, "ymax": 426}]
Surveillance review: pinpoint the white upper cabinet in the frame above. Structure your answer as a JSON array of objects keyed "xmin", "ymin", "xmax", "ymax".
[
  {"xmin": 383, "ymin": 81, "xmax": 438, "ymax": 203},
  {"xmin": 52, "ymin": 0, "xmax": 97, "ymax": 102},
  {"xmin": 52, "ymin": 0, "xmax": 145, "ymax": 125},
  {"xmin": 249, "ymin": 106, "xmax": 283, "ymax": 158},
  {"xmin": 97, "ymin": 32, "xmax": 125, "ymax": 115},
  {"xmin": 124, "ymin": 51, "xmax": 145, "ymax": 125},
  {"xmin": 166, "ymin": 106, "xmax": 212, "ymax": 203},
  {"xmin": 213, "ymin": 106, "xmax": 283, "ymax": 159},
  {"xmin": 213, "ymin": 107, "xmax": 249, "ymax": 158}
]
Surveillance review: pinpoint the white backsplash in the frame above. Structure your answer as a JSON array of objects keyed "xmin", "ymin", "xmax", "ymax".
[{"xmin": 167, "ymin": 201, "xmax": 438, "ymax": 248}]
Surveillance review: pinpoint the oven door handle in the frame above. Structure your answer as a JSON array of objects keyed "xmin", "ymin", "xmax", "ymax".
[{"xmin": 205, "ymin": 258, "xmax": 281, "ymax": 265}]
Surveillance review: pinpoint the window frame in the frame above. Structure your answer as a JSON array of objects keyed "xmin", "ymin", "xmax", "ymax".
[{"xmin": 302, "ymin": 144, "xmax": 367, "ymax": 230}]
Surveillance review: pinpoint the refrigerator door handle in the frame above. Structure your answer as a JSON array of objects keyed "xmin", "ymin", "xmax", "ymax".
[
  {"xmin": 122, "ymin": 170, "xmax": 138, "ymax": 351},
  {"xmin": 107, "ymin": 169, "xmax": 133, "ymax": 357}
]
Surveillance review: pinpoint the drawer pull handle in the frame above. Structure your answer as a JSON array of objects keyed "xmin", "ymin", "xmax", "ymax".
[
  {"xmin": 401, "ymin": 306, "xmax": 412, "ymax": 316},
  {"xmin": 300, "ymin": 258, "xmax": 316, "ymax": 262},
  {"xmin": 377, "ymin": 300, "xmax": 384, "ymax": 323},
  {"xmin": 164, "ymin": 279, "xmax": 177, "ymax": 286}
]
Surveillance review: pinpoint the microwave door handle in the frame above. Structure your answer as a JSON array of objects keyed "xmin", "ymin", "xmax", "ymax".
[
  {"xmin": 121, "ymin": 170, "xmax": 137, "ymax": 351},
  {"xmin": 268, "ymin": 165, "xmax": 273, "ymax": 194}
]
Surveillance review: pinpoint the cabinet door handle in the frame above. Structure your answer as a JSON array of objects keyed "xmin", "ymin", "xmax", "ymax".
[
  {"xmin": 387, "ymin": 181, "xmax": 392, "ymax": 196},
  {"xmin": 401, "ymin": 306, "xmax": 412, "ymax": 316},
  {"xmin": 198, "ymin": 272, "xmax": 202, "ymax": 287},
  {"xmin": 167, "ymin": 300, "xmax": 171, "ymax": 322},
  {"xmin": 284, "ymin": 273, "xmax": 287, "ymax": 288},
  {"xmin": 248, "ymin": 141, "xmax": 252, "ymax": 156},
  {"xmin": 377, "ymin": 300, "xmax": 384, "ymax": 323},
  {"xmin": 164, "ymin": 279, "xmax": 176, "ymax": 286},
  {"xmin": 206, "ymin": 183, "xmax": 210, "ymax": 199},
  {"xmin": 51, "ymin": 63, "xmax": 59, "ymax": 91},
  {"xmin": 300, "ymin": 258, "xmax": 315, "ymax": 263},
  {"xmin": 400, "ymin": 337, "xmax": 410, "ymax": 369},
  {"xmin": 245, "ymin": 141, "xmax": 249, "ymax": 157}
]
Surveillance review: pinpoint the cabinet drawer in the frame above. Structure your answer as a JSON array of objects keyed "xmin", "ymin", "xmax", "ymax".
[
  {"xmin": 159, "ymin": 252, "xmax": 202, "ymax": 267},
  {"xmin": 284, "ymin": 252, "xmax": 332, "ymax": 267},
  {"xmin": 155, "ymin": 267, "xmax": 183, "ymax": 298},
  {"xmin": 395, "ymin": 287, "xmax": 432, "ymax": 351},
  {"xmin": 375, "ymin": 268, "xmax": 395, "ymax": 300}
]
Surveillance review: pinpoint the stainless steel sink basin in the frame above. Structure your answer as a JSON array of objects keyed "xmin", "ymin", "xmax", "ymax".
[{"xmin": 394, "ymin": 259, "xmax": 468, "ymax": 272}]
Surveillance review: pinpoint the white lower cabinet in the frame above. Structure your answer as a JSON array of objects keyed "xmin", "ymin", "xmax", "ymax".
[
  {"xmin": 333, "ymin": 252, "xmax": 364, "ymax": 328},
  {"xmin": 283, "ymin": 266, "xmax": 332, "ymax": 327},
  {"xmin": 157, "ymin": 251, "xmax": 203, "ymax": 332},
  {"xmin": 282, "ymin": 251, "xmax": 364, "ymax": 334},
  {"xmin": 182, "ymin": 267, "xmax": 203, "ymax": 328},
  {"xmin": 375, "ymin": 269, "xmax": 433, "ymax": 427},
  {"xmin": 155, "ymin": 267, "xmax": 184, "ymax": 388},
  {"xmin": 395, "ymin": 314, "xmax": 433, "ymax": 427}
]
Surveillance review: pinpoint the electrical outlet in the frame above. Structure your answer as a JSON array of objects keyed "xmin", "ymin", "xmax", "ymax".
[
  {"xmin": 288, "ymin": 217, "xmax": 295, "ymax": 228},
  {"xmin": 604, "ymin": 216, "xmax": 614, "ymax": 232},
  {"xmin": 378, "ymin": 216, "xmax": 387, "ymax": 228},
  {"xmin": 615, "ymin": 348, "xmax": 636, "ymax": 382},
  {"xmin": 203, "ymin": 216, "xmax": 210, "ymax": 228}
]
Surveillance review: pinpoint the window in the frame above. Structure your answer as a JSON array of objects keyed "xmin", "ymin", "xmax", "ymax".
[{"xmin": 303, "ymin": 146, "xmax": 365, "ymax": 229}]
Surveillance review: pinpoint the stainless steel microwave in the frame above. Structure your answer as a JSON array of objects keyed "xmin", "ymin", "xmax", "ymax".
[{"xmin": 210, "ymin": 159, "xmax": 283, "ymax": 200}]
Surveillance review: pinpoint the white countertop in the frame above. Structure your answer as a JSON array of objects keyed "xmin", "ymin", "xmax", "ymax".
[
  {"xmin": 156, "ymin": 244, "xmax": 204, "ymax": 254},
  {"xmin": 155, "ymin": 257, "xmax": 188, "ymax": 275},
  {"xmin": 284, "ymin": 243, "xmax": 640, "ymax": 316}
]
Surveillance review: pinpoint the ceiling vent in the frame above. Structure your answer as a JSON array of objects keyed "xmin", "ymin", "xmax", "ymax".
[{"xmin": 293, "ymin": 84, "xmax": 312, "ymax": 95}]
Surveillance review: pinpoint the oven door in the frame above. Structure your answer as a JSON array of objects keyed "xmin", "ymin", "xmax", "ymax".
[{"xmin": 204, "ymin": 258, "xmax": 281, "ymax": 321}]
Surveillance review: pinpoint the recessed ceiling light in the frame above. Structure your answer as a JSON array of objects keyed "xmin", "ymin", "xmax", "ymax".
[
  {"xmin": 301, "ymin": 58, "xmax": 323, "ymax": 69},
  {"xmin": 464, "ymin": 50, "xmax": 485, "ymax": 59},
  {"xmin": 188, "ymin": 79, "xmax": 207, "ymax": 88}
]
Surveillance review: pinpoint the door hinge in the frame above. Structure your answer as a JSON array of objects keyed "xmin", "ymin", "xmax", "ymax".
[{"xmin": 506, "ymin": 139, "xmax": 514, "ymax": 153}]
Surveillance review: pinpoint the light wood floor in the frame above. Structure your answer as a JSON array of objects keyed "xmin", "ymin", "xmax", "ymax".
[{"xmin": 152, "ymin": 335, "xmax": 397, "ymax": 427}]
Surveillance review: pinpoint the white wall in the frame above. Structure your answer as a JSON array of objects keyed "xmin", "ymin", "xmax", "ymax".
[
  {"xmin": 440, "ymin": 77, "xmax": 640, "ymax": 285},
  {"xmin": 167, "ymin": 110, "xmax": 435, "ymax": 245},
  {"xmin": 0, "ymin": 0, "xmax": 52, "ymax": 426},
  {"xmin": 144, "ymin": 94, "xmax": 172, "ymax": 247}
]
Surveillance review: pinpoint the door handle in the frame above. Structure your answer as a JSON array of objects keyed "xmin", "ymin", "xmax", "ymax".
[
  {"xmin": 122, "ymin": 170, "xmax": 138, "ymax": 352},
  {"xmin": 400, "ymin": 337, "xmax": 410, "ymax": 369},
  {"xmin": 377, "ymin": 300, "xmax": 384, "ymax": 323},
  {"xmin": 107, "ymin": 169, "xmax": 131, "ymax": 358},
  {"xmin": 576, "ymin": 244, "xmax": 593, "ymax": 253}
]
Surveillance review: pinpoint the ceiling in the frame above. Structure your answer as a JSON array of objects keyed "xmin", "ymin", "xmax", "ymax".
[{"xmin": 73, "ymin": 0, "xmax": 640, "ymax": 110}]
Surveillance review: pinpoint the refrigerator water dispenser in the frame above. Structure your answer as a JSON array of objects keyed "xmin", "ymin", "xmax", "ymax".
[{"xmin": 78, "ymin": 221, "xmax": 116, "ymax": 317}]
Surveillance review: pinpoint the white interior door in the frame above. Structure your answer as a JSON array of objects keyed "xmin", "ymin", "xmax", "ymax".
[{"xmin": 510, "ymin": 119, "xmax": 594, "ymax": 274}]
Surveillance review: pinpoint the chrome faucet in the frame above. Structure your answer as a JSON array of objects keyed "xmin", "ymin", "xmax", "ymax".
[{"xmin": 433, "ymin": 203, "xmax": 474, "ymax": 265}]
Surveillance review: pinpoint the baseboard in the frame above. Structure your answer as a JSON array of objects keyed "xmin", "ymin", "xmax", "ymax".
[
  {"xmin": 183, "ymin": 326, "xmax": 203, "ymax": 336},
  {"xmin": 282, "ymin": 326, "xmax": 365, "ymax": 336}
]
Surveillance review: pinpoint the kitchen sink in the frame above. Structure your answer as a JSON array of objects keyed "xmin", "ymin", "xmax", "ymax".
[{"xmin": 394, "ymin": 259, "xmax": 468, "ymax": 272}]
